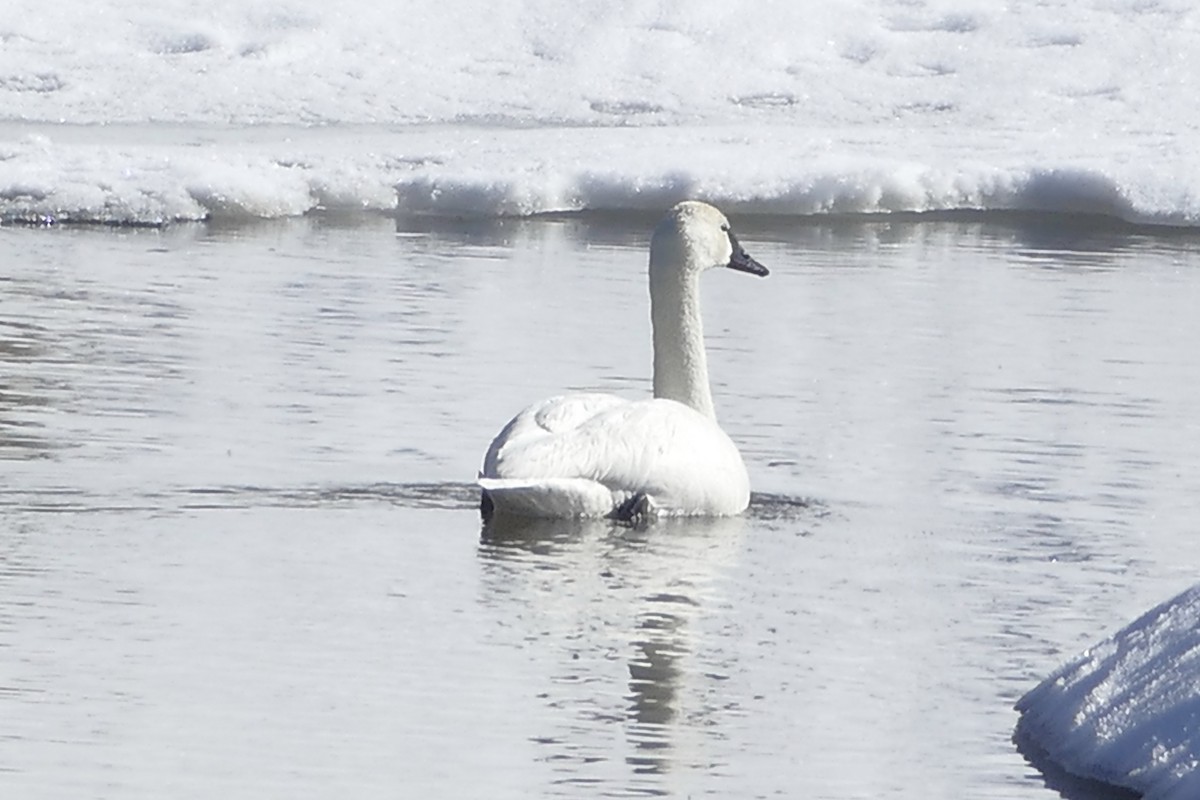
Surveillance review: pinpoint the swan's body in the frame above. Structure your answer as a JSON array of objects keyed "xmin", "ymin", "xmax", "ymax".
[{"xmin": 478, "ymin": 201, "xmax": 768, "ymax": 519}]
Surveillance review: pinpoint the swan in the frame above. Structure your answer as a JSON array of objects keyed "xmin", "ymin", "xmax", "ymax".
[{"xmin": 478, "ymin": 200, "xmax": 768, "ymax": 519}]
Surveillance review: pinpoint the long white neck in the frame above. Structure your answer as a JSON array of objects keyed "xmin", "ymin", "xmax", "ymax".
[{"xmin": 650, "ymin": 267, "xmax": 716, "ymax": 420}]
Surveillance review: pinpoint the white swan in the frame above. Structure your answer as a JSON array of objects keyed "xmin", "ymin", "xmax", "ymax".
[{"xmin": 478, "ymin": 201, "xmax": 768, "ymax": 519}]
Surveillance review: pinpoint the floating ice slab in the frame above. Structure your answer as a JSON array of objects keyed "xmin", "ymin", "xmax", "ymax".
[{"xmin": 1016, "ymin": 583, "xmax": 1200, "ymax": 800}]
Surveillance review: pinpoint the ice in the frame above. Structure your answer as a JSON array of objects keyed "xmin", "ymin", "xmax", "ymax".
[
  {"xmin": 1, "ymin": 0, "xmax": 1198, "ymax": 223},
  {"xmin": 1016, "ymin": 583, "xmax": 1200, "ymax": 800}
]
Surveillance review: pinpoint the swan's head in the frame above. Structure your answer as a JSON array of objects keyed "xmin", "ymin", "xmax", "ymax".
[{"xmin": 649, "ymin": 201, "xmax": 769, "ymax": 280}]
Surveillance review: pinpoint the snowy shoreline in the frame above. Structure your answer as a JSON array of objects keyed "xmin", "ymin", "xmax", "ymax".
[{"xmin": 2, "ymin": 123, "xmax": 1197, "ymax": 228}]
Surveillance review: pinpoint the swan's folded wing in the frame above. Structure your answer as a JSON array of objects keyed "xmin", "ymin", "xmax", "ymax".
[
  {"xmin": 533, "ymin": 393, "xmax": 628, "ymax": 433},
  {"xmin": 481, "ymin": 393, "xmax": 627, "ymax": 478}
]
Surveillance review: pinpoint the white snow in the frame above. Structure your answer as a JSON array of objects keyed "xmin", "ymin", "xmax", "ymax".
[
  {"xmin": 1016, "ymin": 583, "xmax": 1200, "ymax": 800},
  {"xmin": 0, "ymin": 0, "xmax": 1198, "ymax": 224}
]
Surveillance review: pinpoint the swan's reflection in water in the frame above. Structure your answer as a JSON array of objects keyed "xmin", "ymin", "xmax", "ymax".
[
  {"xmin": 626, "ymin": 606, "xmax": 687, "ymax": 775},
  {"xmin": 478, "ymin": 514, "xmax": 745, "ymax": 795}
]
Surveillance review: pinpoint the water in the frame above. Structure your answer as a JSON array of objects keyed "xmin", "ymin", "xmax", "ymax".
[{"xmin": 2, "ymin": 213, "xmax": 1197, "ymax": 798}]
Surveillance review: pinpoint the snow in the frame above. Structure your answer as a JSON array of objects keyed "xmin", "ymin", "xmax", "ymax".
[
  {"xmin": 0, "ymin": 0, "xmax": 1198, "ymax": 224},
  {"xmin": 1016, "ymin": 583, "xmax": 1200, "ymax": 800}
]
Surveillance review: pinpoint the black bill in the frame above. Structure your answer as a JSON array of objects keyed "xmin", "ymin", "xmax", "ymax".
[{"xmin": 725, "ymin": 228, "xmax": 769, "ymax": 276}]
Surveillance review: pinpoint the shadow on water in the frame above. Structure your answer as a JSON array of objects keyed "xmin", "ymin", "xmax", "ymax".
[
  {"xmin": 172, "ymin": 483, "xmax": 821, "ymax": 518},
  {"xmin": 1013, "ymin": 724, "xmax": 1141, "ymax": 800},
  {"xmin": 395, "ymin": 209, "xmax": 660, "ymax": 254},
  {"xmin": 728, "ymin": 209, "xmax": 1200, "ymax": 274},
  {"xmin": 176, "ymin": 481, "xmax": 485, "ymax": 511},
  {"xmin": 3, "ymin": 480, "xmax": 821, "ymax": 525},
  {"xmin": 0, "ymin": 319, "xmax": 56, "ymax": 460}
]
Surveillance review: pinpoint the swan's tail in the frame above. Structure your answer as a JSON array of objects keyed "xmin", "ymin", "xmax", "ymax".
[{"xmin": 478, "ymin": 477, "xmax": 617, "ymax": 519}]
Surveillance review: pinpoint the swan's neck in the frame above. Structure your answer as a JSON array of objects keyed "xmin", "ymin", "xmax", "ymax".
[{"xmin": 651, "ymin": 269, "xmax": 716, "ymax": 420}]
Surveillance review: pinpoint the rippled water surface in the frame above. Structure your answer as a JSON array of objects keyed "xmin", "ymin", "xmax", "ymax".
[{"xmin": 2, "ymin": 213, "xmax": 1199, "ymax": 799}]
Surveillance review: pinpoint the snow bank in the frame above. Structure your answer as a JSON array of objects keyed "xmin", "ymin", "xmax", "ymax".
[
  {"xmin": 1, "ymin": 0, "xmax": 1198, "ymax": 225},
  {"xmin": 2, "ymin": 125, "xmax": 1197, "ymax": 226}
]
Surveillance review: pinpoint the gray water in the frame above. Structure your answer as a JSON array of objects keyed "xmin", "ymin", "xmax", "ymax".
[{"xmin": 2, "ymin": 212, "xmax": 1198, "ymax": 799}]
